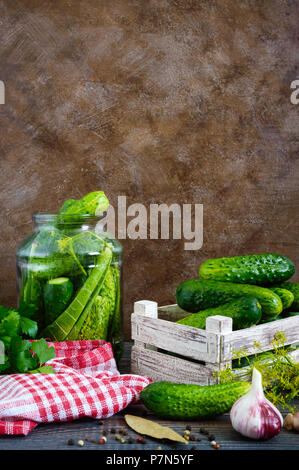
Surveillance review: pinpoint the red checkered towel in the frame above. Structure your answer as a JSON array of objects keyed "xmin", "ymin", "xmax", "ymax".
[{"xmin": 0, "ymin": 340, "xmax": 151, "ymax": 436}]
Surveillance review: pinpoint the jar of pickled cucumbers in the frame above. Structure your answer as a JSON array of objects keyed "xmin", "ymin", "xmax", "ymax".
[{"xmin": 16, "ymin": 209, "xmax": 123, "ymax": 361}]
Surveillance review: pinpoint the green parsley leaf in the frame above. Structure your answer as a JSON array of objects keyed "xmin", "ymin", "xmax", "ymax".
[
  {"xmin": 19, "ymin": 317, "xmax": 38, "ymax": 338},
  {"xmin": 0, "ymin": 305, "xmax": 12, "ymax": 321},
  {"xmin": 0, "ymin": 301, "xmax": 56, "ymax": 375},
  {"xmin": 28, "ymin": 365, "xmax": 55, "ymax": 374},
  {"xmin": 8, "ymin": 337, "xmax": 38, "ymax": 372},
  {"xmin": 0, "ymin": 310, "xmax": 20, "ymax": 337},
  {"xmin": 15, "ymin": 349, "xmax": 38, "ymax": 373},
  {"xmin": 30, "ymin": 339, "xmax": 55, "ymax": 367},
  {"xmin": 9, "ymin": 335, "xmax": 29, "ymax": 353},
  {"xmin": 0, "ymin": 335, "xmax": 12, "ymax": 348},
  {"xmin": 0, "ymin": 355, "xmax": 10, "ymax": 373},
  {"xmin": 18, "ymin": 301, "xmax": 38, "ymax": 319}
]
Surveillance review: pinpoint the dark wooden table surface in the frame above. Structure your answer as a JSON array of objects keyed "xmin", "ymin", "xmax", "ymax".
[{"xmin": 0, "ymin": 343, "xmax": 298, "ymax": 451}]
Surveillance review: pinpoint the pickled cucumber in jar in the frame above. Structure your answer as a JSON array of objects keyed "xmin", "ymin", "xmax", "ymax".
[{"xmin": 16, "ymin": 191, "xmax": 123, "ymax": 362}]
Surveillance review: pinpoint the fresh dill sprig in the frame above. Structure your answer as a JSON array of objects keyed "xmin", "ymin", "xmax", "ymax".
[{"xmin": 213, "ymin": 331, "xmax": 299, "ymax": 413}]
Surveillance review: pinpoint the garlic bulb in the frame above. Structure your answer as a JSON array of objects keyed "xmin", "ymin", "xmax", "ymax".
[
  {"xmin": 284, "ymin": 412, "xmax": 299, "ymax": 432},
  {"xmin": 230, "ymin": 367, "xmax": 283, "ymax": 440}
]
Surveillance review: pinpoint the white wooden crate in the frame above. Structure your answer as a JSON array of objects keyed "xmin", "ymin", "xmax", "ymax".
[{"xmin": 130, "ymin": 300, "xmax": 299, "ymax": 385}]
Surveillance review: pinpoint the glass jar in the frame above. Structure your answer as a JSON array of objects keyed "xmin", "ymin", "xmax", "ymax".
[{"xmin": 16, "ymin": 213, "xmax": 123, "ymax": 361}]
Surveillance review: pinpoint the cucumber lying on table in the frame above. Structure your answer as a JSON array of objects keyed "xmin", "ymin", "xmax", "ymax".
[
  {"xmin": 177, "ymin": 297, "xmax": 262, "ymax": 330},
  {"xmin": 141, "ymin": 381, "xmax": 250, "ymax": 420},
  {"xmin": 175, "ymin": 279, "xmax": 283, "ymax": 321},
  {"xmin": 199, "ymin": 253, "xmax": 295, "ymax": 286}
]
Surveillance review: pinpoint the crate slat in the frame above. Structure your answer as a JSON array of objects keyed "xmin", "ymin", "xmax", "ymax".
[
  {"xmin": 131, "ymin": 345, "xmax": 218, "ymax": 385},
  {"xmin": 131, "ymin": 313, "xmax": 218, "ymax": 362},
  {"xmin": 222, "ymin": 316, "xmax": 299, "ymax": 361}
]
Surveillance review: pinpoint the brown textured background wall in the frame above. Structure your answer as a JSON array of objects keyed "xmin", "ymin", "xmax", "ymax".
[{"xmin": 0, "ymin": 0, "xmax": 298, "ymax": 339}]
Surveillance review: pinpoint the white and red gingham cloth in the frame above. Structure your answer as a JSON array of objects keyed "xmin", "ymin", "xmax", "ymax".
[{"xmin": 0, "ymin": 340, "xmax": 151, "ymax": 436}]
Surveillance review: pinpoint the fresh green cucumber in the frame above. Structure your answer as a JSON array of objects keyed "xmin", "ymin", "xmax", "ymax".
[
  {"xmin": 43, "ymin": 277, "xmax": 73, "ymax": 325},
  {"xmin": 177, "ymin": 297, "xmax": 262, "ymax": 330},
  {"xmin": 175, "ymin": 279, "xmax": 283, "ymax": 320},
  {"xmin": 268, "ymin": 287, "xmax": 294, "ymax": 310},
  {"xmin": 276, "ymin": 282, "xmax": 299, "ymax": 311},
  {"xmin": 199, "ymin": 253, "xmax": 295, "ymax": 285},
  {"xmin": 140, "ymin": 381, "xmax": 250, "ymax": 420},
  {"xmin": 59, "ymin": 191, "xmax": 109, "ymax": 216}
]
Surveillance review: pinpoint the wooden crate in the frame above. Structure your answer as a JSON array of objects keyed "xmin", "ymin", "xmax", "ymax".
[{"xmin": 130, "ymin": 300, "xmax": 299, "ymax": 385}]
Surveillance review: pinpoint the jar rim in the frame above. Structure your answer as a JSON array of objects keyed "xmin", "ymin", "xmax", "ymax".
[{"xmin": 32, "ymin": 212, "xmax": 106, "ymax": 225}]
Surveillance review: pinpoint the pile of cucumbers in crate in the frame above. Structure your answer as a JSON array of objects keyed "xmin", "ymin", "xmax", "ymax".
[
  {"xmin": 139, "ymin": 253, "xmax": 299, "ymax": 439},
  {"xmin": 175, "ymin": 253, "xmax": 299, "ymax": 330}
]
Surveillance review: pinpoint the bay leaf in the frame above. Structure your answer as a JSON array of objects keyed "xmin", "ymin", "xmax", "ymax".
[{"xmin": 124, "ymin": 414, "xmax": 187, "ymax": 443}]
